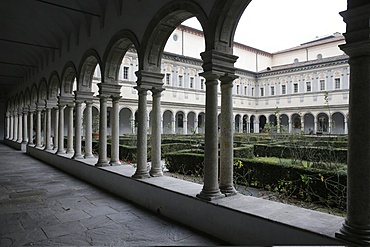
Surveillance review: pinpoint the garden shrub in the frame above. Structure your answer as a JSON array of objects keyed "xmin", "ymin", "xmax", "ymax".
[
  {"xmin": 164, "ymin": 152, "xmax": 204, "ymax": 175},
  {"xmin": 234, "ymin": 145, "xmax": 254, "ymax": 159}
]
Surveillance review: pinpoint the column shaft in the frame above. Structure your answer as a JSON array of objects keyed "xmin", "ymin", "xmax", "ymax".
[
  {"xmin": 53, "ymin": 108, "xmax": 59, "ymax": 150},
  {"xmin": 22, "ymin": 111, "xmax": 28, "ymax": 144},
  {"xmin": 36, "ymin": 110, "xmax": 42, "ymax": 148},
  {"xmin": 219, "ymin": 78, "xmax": 237, "ymax": 196},
  {"xmin": 28, "ymin": 111, "xmax": 34, "ymax": 145},
  {"xmin": 96, "ymin": 96, "xmax": 109, "ymax": 166},
  {"xmin": 44, "ymin": 108, "xmax": 52, "ymax": 150},
  {"xmin": 84, "ymin": 102, "xmax": 94, "ymax": 158},
  {"xmin": 6, "ymin": 114, "xmax": 10, "ymax": 139},
  {"xmin": 132, "ymin": 89, "xmax": 150, "ymax": 178},
  {"xmin": 73, "ymin": 101, "xmax": 83, "ymax": 159},
  {"xmin": 150, "ymin": 90, "xmax": 163, "ymax": 177},
  {"xmin": 13, "ymin": 112, "xmax": 18, "ymax": 141},
  {"xmin": 110, "ymin": 97, "xmax": 121, "ymax": 165},
  {"xmin": 337, "ymin": 56, "xmax": 370, "ymax": 244},
  {"xmin": 66, "ymin": 106, "xmax": 74, "ymax": 154},
  {"xmin": 57, "ymin": 105, "xmax": 65, "ymax": 154},
  {"xmin": 17, "ymin": 112, "xmax": 22, "ymax": 143},
  {"xmin": 9, "ymin": 114, "xmax": 13, "ymax": 140},
  {"xmin": 197, "ymin": 77, "xmax": 223, "ymax": 200}
]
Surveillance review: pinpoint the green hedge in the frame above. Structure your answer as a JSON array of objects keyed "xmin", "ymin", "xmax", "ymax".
[
  {"xmin": 164, "ymin": 152, "xmax": 204, "ymax": 175},
  {"xmin": 234, "ymin": 145, "xmax": 254, "ymax": 159},
  {"xmin": 254, "ymin": 144, "xmax": 347, "ymax": 164}
]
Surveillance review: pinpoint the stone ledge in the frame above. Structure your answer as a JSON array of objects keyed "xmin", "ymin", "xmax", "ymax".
[{"xmin": 25, "ymin": 145, "xmax": 347, "ymax": 245}]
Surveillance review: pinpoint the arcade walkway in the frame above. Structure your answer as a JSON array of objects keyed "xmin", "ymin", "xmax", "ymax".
[{"xmin": 0, "ymin": 144, "xmax": 223, "ymax": 246}]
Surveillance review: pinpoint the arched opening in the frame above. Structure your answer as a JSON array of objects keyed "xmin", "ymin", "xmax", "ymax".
[
  {"xmin": 187, "ymin": 111, "xmax": 196, "ymax": 134},
  {"xmin": 163, "ymin": 110, "xmax": 173, "ymax": 134},
  {"xmin": 259, "ymin": 115, "xmax": 267, "ymax": 133},
  {"xmin": 250, "ymin": 115, "xmax": 255, "ymax": 133},
  {"xmin": 332, "ymin": 112, "xmax": 345, "ymax": 134},
  {"xmin": 243, "ymin": 114, "xmax": 249, "ymax": 133},
  {"xmin": 304, "ymin": 113, "xmax": 314, "ymax": 134},
  {"xmin": 119, "ymin": 108, "xmax": 133, "ymax": 135},
  {"xmin": 291, "ymin": 113, "xmax": 302, "ymax": 133},
  {"xmin": 235, "ymin": 114, "xmax": 241, "ymax": 133},
  {"xmin": 175, "ymin": 111, "xmax": 185, "ymax": 134},
  {"xmin": 317, "ymin": 113, "xmax": 329, "ymax": 134},
  {"xmin": 198, "ymin": 112, "xmax": 205, "ymax": 134},
  {"xmin": 280, "ymin": 114, "xmax": 289, "ymax": 133}
]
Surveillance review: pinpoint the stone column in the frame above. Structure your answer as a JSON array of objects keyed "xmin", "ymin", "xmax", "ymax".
[
  {"xmin": 328, "ymin": 115, "xmax": 332, "ymax": 134},
  {"xmin": 36, "ymin": 109, "xmax": 42, "ymax": 148},
  {"xmin": 109, "ymin": 96, "xmax": 121, "ymax": 166},
  {"xmin": 57, "ymin": 104, "xmax": 65, "ymax": 154},
  {"xmin": 314, "ymin": 118, "xmax": 317, "ymax": 134},
  {"xmin": 84, "ymin": 102, "xmax": 94, "ymax": 158},
  {"xmin": 22, "ymin": 109, "xmax": 28, "ymax": 144},
  {"xmin": 28, "ymin": 110, "xmax": 34, "ymax": 145},
  {"xmin": 194, "ymin": 117, "xmax": 198, "ymax": 134},
  {"xmin": 72, "ymin": 101, "xmax": 83, "ymax": 159},
  {"xmin": 161, "ymin": 117, "xmax": 164, "ymax": 134},
  {"xmin": 132, "ymin": 87, "xmax": 150, "ymax": 178},
  {"xmin": 197, "ymin": 72, "xmax": 223, "ymax": 200},
  {"xmin": 219, "ymin": 75, "xmax": 237, "ymax": 196},
  {"xmin": 12, "ymin": 111, "xmax": 17, "ymax": 141},
  {"xmin": 96, "ymin": 96, "xmax": 109, "ymax": 166},
  {"xmin": 300, "ymin": 117, "xmax": 304, "ymax": 134},
  {"xmin": 150, "ymin": 89, "xmax": 163, "ymax": 177},
  {"xmin": 254, "ymin": 121, "xmax": 259, "ymax": 133},
  {"xmin": 130, "ymin": 117, "xmax": 135, "ymax": 134},
  {"xmin": 17, "ymin": 110, "xmax": 22, "ymax": 143},
  {"xmin": 53, "ymin": 108, "xmax": 59, "ymax": 150},
  {"xmin": 344, "ymin": 117, "xmax": 348, "ymax": 134},
  {"xmin": 44, "ymin": 107, "xmax": 52, "ymax": 150},
  {"xmin": 9, "ymin": 112, "xmax": 13, "ymax": 140},
  {"xmin": 239, "ymin": 118, "xmax": 243, "ymax": 134},
  {"xmin": 171, "ymin": 116, "xmax": 176, "ymax": 134},
  {"xmin": 66, "ymin": 105, "xmax": 74, "ymax": 154},
  {"xmin": 336, "ymin": 45, "xmax": 370, "ymax": 244},
  {"xmin": 6, "ymin": 112, "xmax": 10, "ymax": 139},
  {"xmin": 288, "ymin": 120, "xmax": 292, "ymax": 133},
  {"xmin": 183, "ymin": 116, "xmax": 188, "ymax": 135}
]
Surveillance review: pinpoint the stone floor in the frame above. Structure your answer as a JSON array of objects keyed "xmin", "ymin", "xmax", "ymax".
[{"xmin": 0, "ymin": 143, "xmax": 224, "ymax": 246}]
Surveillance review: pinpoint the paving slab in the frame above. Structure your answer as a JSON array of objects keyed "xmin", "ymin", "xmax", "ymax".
[{"xmin": 0, "ymin": 143, "xmax": 224, "ymax": 246}]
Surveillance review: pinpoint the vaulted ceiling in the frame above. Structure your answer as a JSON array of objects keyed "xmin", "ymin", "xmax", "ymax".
[{"xmin": 0, "ymin": 0, "xmax": 108, "ymax": 93}]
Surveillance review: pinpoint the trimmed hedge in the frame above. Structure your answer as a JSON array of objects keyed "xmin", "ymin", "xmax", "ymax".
[
  {"xmin": 254, "ymin": 144, "xmax": 347, "ymax": 164},
  {"xmin": 234, "ymin": 145, "xmax": 254, "ymax": 159},
  {"xmin": 164, "ymin": 152, "xmax": 204, "ymax": 175}
]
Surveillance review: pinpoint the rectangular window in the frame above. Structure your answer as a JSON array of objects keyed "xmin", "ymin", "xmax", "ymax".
[
  {"xmin": 260, "ymin": 88, "xmax": 264, "ymax": 97},
  {"xmin": 306, "ymin": 81, "xmax": 311, "ymax": 92},
  {"xmin": 200, "ymin": 79, "xmax": 205, "ymax": 90},
  {"xmin": 190, "ymin": 77, "xmax": 194, "ymax": 88},
  {"xmin": 335, "ymin": 78, "xmax": 341, "ymax": 89},
  {"xmin": 178, "ymin": 75, "xmax": 183, "ymax": 87},
  {"xmin": 244, "ymin": 86, "xmax": 247, "ymax": 95},
  {"xmin": 251, "ymin": 87, "xmax": 254, "ymax": 96},
  {"xmin": 320, "ymin": 80, "xmax": 325, "ymax": 91},
  {"xmin": 293, "ymin": 83, "xmax": 298, "ymax": 93},
  {"xmin": 123, "ymin": 66, "xmax": 129, "ymax": 80},
  {"xmin": 165, "ymin": 73, "xmax": 171, "ymax": 85},
  {"xmin": 236, "ymin": 85, "xmax": 240, "ymax": 95},
  {"xmin": 281, "ymin": 85, "xmax": 286, "ymax": 95},
  {"xmin": 270, "ymin": 86, "xmax": 275, "ymax": 96}
]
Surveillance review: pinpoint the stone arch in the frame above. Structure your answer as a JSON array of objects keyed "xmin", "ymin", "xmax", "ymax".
[
  {"xmin": 163, "ymin": 109, "xmax": 174, "ymax": 134},
  {"xmin": 332, "ymin": 112, "xmax": 345, "ymax": 134},
  {"xmin": 259, "ymin": 115, "xmax": 267, "ymax": 132},
  {"xmin": 175, "ymin": 110, "xmax": 185, "ymax": 134},
  {"xmin": 242, "ymin": 114, "xmax": 248, "ymax": 133},
  {"xmin": 38, "ymin": 78, "xmax": 48, "ymax": 103},
  {"xmin": 30, "ymin": 84, "xmax": 38, "ymax": 107},
  {"xmin": 291, "ymin": 113, "xmax": 301, "ymax": 133},
  {"xmin": 139, "ymin": 0, "xmax": 208, "ymax": 71},
  {"xmin": 250, "ymin": 115, "xmax": 255, "ymax": 133},
  {"xmin": 317, "ymin": 112, "xmax": 329, "ymax": 133},
  {"xmin": 78, "ymin": 49, "xmax": 103, "ymax": 91},
  {"xmin": 208, "ymin": 0, "xmax": 252, "ymax": 53},
  {"xmin": 303, "ymin": 113, "xmax": 314, "ymax": 134},
  {"xmin": 48, "ymin": 72, "xmax": 60, "ymax": 101},
  {"xmin": 235, "ymin": 114, "xmax": 242, "ymax": 132},
  {"xmin": 280, "ymin": 114, "xmax": 289, "ymax": 133},
  {"xmin": 187, "ymin": 111, "xmax": 196, "ymax": 134},
  {"xmin": 61, "ymin": 62, "xmax": 78, "ymax": 96},
  {"xmin": 18, "ymin": 92, "xmax": 25, "ymax": 109},
  {"xmin": 119, "ymin": 107, "xmax": 133, "ymax": 135},
  {"xmin": 197, "ymin": 112, "xmax": 205, "ymax": 134},
  {"xmin": 24, "ymin": 88, "xmax": 31, "ymax": 108},
  {"xmin": 103, "ymin": 30, "xmax": 140, "ymax": 84}
]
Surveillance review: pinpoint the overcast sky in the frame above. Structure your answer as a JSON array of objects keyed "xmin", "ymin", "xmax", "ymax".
[{"xmin": 183, "ymin": 0, "xmax": 347, "ymax": 53}]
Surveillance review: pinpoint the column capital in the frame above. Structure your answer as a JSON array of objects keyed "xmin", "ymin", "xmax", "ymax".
[
  {"xmin": 58, "ymin": 95, "xmax": 74, "ymax": 106},
  {"xmin": 200, "ymin": 49, "xmax": 238, "ymax": 76},
  {"xmin": 98, "ymin": 83, "xmax": 122, "ymax": 98},
  {"xmin": 45, "ymin": 100, "xmax": 58, "ymax": 109},
  {"xmin": 135, "ymin": 70, "xmax": 164, "ymax": 89},
  {"xmin": 220, "ymin": 74, "xmax": 238, "ymax": 86},
  {"xmin": 74, "ymin": 90, "xmax": 94, "ymax": 102},
  {"xmin": 111, "ymin": 96, "xmax": 121, "ymax": 102}
]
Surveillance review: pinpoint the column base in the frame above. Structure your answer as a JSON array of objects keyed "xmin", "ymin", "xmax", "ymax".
[
  {"xmin": 336, "ymin": 221, "xmax": 370, "ymax": 245},
  {"xmin": 96, "ymin": 160, "xmax": 109, "ymax": 167},
  {"xmin": 220, "ymin": 186, "xmax": 238, "ymax": 197},
  {"xmin": 84, "ymin": 153, "xmax": 95, "ymax": 159},
  {"xmin": 149, "ymin": 168, "xmax": 163, "ymax": 177},
  {"xmin": 109, "ymin": 160, "xmax": 121, "ymax": 166},
  {"xmin": 44, "ymin": 147, "xmax": 53, "ymax": 151},
  {"xmin": 132, "ymin": 170, "xmax": 151, "ymax": 179},
  {"xmin": 196, "ymin": 189, "xmax": 225, "ymax": 201},
  {"xmin": 66, "ymin": 149, "xmax": 74, "ymax": 154},
  {"xmin": 57, "ymin": 149, "xmax": 66, "ymax": 154},
  {"xmin": 72, "ymin": 154, "xmax": 84, "ymax": 159}
]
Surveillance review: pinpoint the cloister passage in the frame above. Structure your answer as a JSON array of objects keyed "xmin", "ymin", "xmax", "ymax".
[{"xmin": 1, "ymin": 0, "xmax": 370, "ymax": 245}]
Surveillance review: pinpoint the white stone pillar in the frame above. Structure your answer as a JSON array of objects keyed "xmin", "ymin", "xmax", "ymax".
[
  {"xmin": 28, "ymin": 110, "xmax": 34, "ymax": 145},
  {"xmin": 22, "ymin": 109, "xmax": 28, "ymax": 144},
  {"xmin": 197, "ymin": 72, "xmax": 223, "ymax": 201},
  {"xmin": 171, "ymin": 116, "xmax": 176, "ymax": 134},
  {"xmin": 84, "ymin": 102, "xmax": 94, "ymax": 158},
  {"xmin": 17, "ymin": 110, "xmax": 22, "ymax": 143},
  {"xmin": 254, "ymin": 121, "xmax": 259, "ymax": 133},
  {"xmin": 132, "ymin": 87, "xmax": 150, "ymax": 178},
  {"xmin": 57, "ymin": 104, "xmax": 65, "ymax": 154},
  {"xmin": 314, "ymin": 118, "xmax": 317, "ymax": 134},
  {"xmin": 96, "ymin": 96, "xmax": 109, "ymax": 166},
  {"xmin": 161, "ymin": 117, "xmax": 164, "ymax": 134},
  {"xmin": 300, "ymin": 117, "xmax": 304, "ymax": 134},
  {"xmin": 36, "ymin": 109, "xmax": 42, "ymax": 148},
  {"xmin": 44, "ymin": 107, "xmax": 52, "ymax": 150},
  {"xmin": 53, "ymin": 108, "xmax": 59, "ymax": 150},
  {"xmin": 66, "ymin": 105, "xmax": 74, "ymax": 154},
  {"xmin": 73, "ymin": 101, "xmax": 83, "ymax": 159},
  {"xmin": 288, "ymin": 120, "xmax": 292, "ymax": 134},
  {"xmin": 12, "ymin": 111, "xmax": 17, "ymax": 141},
  {"xmin": 238, "ymin": 117, "xmax": 243, "ymax": 134},
  {"xmin": 328, "ymin": 115, "xmax": 332, "ymax": 134},
  {"xmin": 219, "ymin": 75, "xmax": 237, "ymax": 196},
  {"xmin": 130, "ymin": 117, "xmax": 135, "ymax": 134},
  {"xmin": 150, "ymin": 89, "xmax": 163, "ymax": 177},
  {"xmin": 110, "ymin": 96, "xmax": 121, "ymax": 166},
  {"xmin": 344, "ymin": 117, "xmax": 348, "ymax": 134},
  {"xmin": 183, "ymin": 116, "xmax": 188, "ymax": 135}
]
